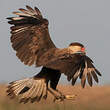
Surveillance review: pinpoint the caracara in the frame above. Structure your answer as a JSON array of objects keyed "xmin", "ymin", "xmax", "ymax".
[{"xmin": 7, "ymin": 6, "xmax": 101, "ymax": 103}]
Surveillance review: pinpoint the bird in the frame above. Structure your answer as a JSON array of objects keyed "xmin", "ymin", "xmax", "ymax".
[{"xmin": 7, "ymin": 5, "xmax": 101, "ymax": 103}]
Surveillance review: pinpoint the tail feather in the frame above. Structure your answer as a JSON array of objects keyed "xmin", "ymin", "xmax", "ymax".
[
  {"xmin": 14, "ymin": 79, "xmax": 30, "ymax": 95},
  {"xmin": 7, "ymin": 77, "xmax": 47, "ymax": 103},
  {"xmin": 31, "ymin": 82, "xmax": 43, "ymax": 103},
  {"xmin": 22, "ymin": 81, "xmax": 36, "ymax": 98}
]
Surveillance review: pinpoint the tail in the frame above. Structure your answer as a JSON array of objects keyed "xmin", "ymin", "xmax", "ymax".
[{"xmin": 7, "ymin": 77, "xmax": 47, "ymax": 103}]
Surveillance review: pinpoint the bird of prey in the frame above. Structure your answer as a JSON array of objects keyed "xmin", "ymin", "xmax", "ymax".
[{"xmin": 7, "ymin": 5, "xmax": 101, "ymax": 103}]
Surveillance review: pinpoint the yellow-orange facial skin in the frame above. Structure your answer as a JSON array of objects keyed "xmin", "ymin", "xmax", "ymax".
[{"xmin": 68, "ymin": 46, "xmax": 86, "ymax": 54}]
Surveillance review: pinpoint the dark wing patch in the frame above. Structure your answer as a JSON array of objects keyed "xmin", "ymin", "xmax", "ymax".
[{"xmin": 7, "ymin": 6, "xmax": 56, "ymax": 66}]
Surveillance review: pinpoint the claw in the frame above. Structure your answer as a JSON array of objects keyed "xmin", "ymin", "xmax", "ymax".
[
  {"xmin": 60, "ymin": 95, "xmax": 66, "ymax": 101},
  {"xmin": 53, "ymin": 95, "xmax": 66, "ymax": 102},
  {"xmin": 53, "ymin": 96, "xmax": 60, "ymax": 102}
]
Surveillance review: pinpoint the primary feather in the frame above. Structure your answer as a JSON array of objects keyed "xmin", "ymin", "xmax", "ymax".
[{"xmin": 7, "ymin": 6, "xmax": 56, "ymax": 66}]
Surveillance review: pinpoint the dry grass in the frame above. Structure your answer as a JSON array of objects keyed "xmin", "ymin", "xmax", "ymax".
[{"xmin": 0, "ymin": 84, "xmax": 110, "ymax": 110}]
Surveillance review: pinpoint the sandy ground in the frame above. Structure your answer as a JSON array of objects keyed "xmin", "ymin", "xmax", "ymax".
[{"xmin": 0, "ymin": 84, "xmax": 110, "ymax": 110}]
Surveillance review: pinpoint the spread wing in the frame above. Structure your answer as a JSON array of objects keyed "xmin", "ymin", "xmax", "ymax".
[
  {"xmin": 64, "ymin": 53, "xmax": 101, "ymax": 88},
  {"xmin": 7, "ymin": 6, "xmax": 56, "ymax": 66},
  {"xmin": 39, "ymin": 50, "xmax": 101, "ymax": 88}
]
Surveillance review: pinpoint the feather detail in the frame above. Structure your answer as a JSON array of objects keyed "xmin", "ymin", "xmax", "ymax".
[
  {"xmin": 81, "ymin": 61, "xmax": 87, "ymax": 88},
  {"xmin": 13, "ymin": 11, "xmax": 32, "ymax": 17},
  {"xmin": 91, "ymin": 71, "xmax": 98, "ymax": 83},
  {"xmin": 26, "ymin": 5, "xmax": 36, "ymax": 14},
  {"xmin": 7, "ymin": 77, "xmax": 47, "ymax": 103},
  {"xmin": 72, "ymin": 68, "xmax": 81, "ymax": 85},
  {"xmin": 87, "ymin": 72, "xmax": 93, "ymax": 87},
  {"xmin": 7, "ymin": 6, "xmax": 55, "ymax": 67},
  {"xmin": 19, "ymin": 8, "xmax": 34, "ymax": 16}
]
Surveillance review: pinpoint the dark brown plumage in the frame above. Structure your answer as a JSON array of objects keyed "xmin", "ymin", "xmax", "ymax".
[{"xmin": 7, "ymin": 5, "xmax": 101, "ymax": 103}]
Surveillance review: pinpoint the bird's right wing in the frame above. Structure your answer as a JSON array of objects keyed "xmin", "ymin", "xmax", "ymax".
[
  {"xmin": 38, "ymin": 49, "xmax": 101, "ymax": 88},
  {"xmin": 63, "ymin": 53, "xmax": 101, "ymax": 88},
  {"xmin": 7, "ymin": 6, "xmax": 56, "ymax": 66}
]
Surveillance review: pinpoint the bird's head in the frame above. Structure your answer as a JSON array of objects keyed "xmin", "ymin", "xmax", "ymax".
[{"xmin": 68, "ymin": 42, "xmax": 86, "ymax": 54}]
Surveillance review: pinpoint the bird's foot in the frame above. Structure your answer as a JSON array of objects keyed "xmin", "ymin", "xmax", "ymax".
[
  {"xmin": 48, "ymin": 88, "xmax": 77, "ymax": 102},
  {"xmin": 53, "ymin": 94, "xmax": 66, "ymax": 102},
  {"xmin": 53, "ymin": 94, "xmax": 77, "ymax": 102},
  {"xmin": 54, "ymin": 89, "xmax": 77, "ymax": 101}
]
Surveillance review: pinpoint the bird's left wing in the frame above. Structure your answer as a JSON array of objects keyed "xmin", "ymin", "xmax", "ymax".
[{"xmin": 7, "ymin": 6, "xmax": 56, "ymax": 66}]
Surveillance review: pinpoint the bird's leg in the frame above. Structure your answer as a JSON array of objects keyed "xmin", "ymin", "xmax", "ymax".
[
  {"xmin": 47, "ymin": 88, "xmax": 65, "ymax": 102},
  {"xmin": 55, "ymin": 89, "xmax": 64, "ymax": 96},
  {"xmin": 55, "ymin": 89, "xmax": 64, "ymax": 95}
]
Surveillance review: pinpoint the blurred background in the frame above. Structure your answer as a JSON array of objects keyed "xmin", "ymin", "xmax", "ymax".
[
  {"xmin": 0, "ymin": 0, "xmax": 110, "ymax": 110},
  {"xmin": 0, "ymin": 0, "xmax": 109, "ymax": 86}
]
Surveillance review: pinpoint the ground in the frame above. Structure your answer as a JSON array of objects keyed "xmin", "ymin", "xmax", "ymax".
[{"xmin": 0, "ymin": 84, "xmax": 110, "ymax": 110}]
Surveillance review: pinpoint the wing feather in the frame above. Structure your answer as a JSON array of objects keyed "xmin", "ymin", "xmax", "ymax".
[
  {"xmin": 7, "ymin": 6, "xmax": 56, "ymax": 66},
  {"xmin": 81, "ymin": 62, "xmax": 87, "ymax": 88},
  {"xmin": 26, "ymin": 5, "xmax": 36, "ymax": 14},
  {"xmin": 72, "ymin": 68, "xmax": 81, "ymax": 85},
  {"xmin": 87, "ymin": 72, "xmax": 93, "ymax": 87},
  {"xmin": 91, "ymin": 71, "xmax": 98, "ymax": 83},
  {"xmin": 19, "ymin": 8, "xmax": 34, "ymax": 16},
  {"xmin": 46, "ymin": 52, "xmax": 101, "ymax": 88}
]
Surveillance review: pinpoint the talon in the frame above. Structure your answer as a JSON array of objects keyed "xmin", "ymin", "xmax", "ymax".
[
  {"xmin": 53, "ymin": 96, "xmax": 60, "ymax": 102},
  {"xmin": 53, "ymin": 95, "xmax": 66, "ymax": 102},
  {"xmin": 60, "ymin": 95, "xmax": 66, "ymax": 101}
]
